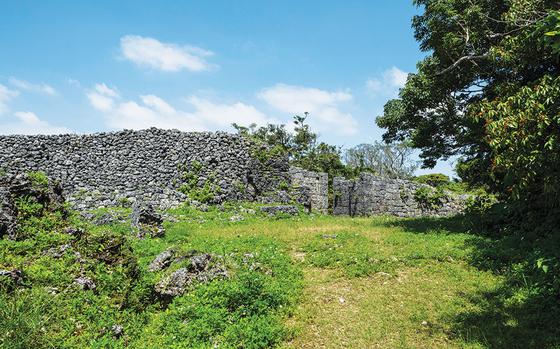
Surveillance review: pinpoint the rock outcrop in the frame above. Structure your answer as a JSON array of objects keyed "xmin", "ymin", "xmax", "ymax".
[
  {"xmin": 0, "ymin": 187, "xmax": 17, "ymax": 240},
  {"xmin": 260, "ymin": 205, "xmax": 299, "ymax": 216},
  {"xmin": 0, "ymin": 173, "xmax": 67, "ymax": 240},
  {"xmin": 148, "ymin": 249, "xmax": 175, "ymax": 272},
  {"xmin": 153, "ymin": 252, "xmax": 227, "ymax": 298},
  {"xmin": 131, "ymin": 201, "xmax": 165, "ymax": 238}
]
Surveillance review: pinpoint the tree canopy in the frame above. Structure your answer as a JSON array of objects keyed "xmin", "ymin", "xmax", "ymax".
[
  {"xmin": 377, "ymin": 0, "xmax": 560, "ymax": 207},
  {"xmin": 344, "ymin": 142, "xmax": 418, "ymax": 179}
]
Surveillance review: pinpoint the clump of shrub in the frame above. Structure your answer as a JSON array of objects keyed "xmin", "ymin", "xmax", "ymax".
[
  {"xmin": 464, "ymin": 191, "xmax": 499, "ymax": 216},
  {"xmin": 414, "ymin": 173, "xmax": 471, "ymax": 194},
  {"xmin": 414, "ymin": 173, "xmax": 450, "ymax": 187},
  {"xmin": 27, "ymin": 171, "xmax": 50, "ymax": 190},
  {"xmin": 413, "ymin": 186, "xmax": 448, "ymax": 210},
  {"xmin": 178, "ymin": 160, "xmax": 222, "ymax": 204},
  {"xmin": 132, "ymin": 235, "xmax": 302, "ymax": 348}
]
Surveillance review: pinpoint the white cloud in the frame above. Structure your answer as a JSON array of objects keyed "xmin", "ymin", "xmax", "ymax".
[
  {"xmin": 66, "ymin": 78, "xmax": 81, "ymax": 87},
  {"xmin": 87, "ymin": 82, "xmax": 358, "ymax": 137},
  {"xmin": 86, "ymin": 83, "xmax": 120, "ymax": 112},
  {"xmin": 94, "ymin": 83, "xmax": 119, "ymax": 98},
  {"xmin": 186, "ymin": 96, "xmax": 272, "ymax": 128},
  {"xmin": 140, "ymin": 95, "xmax": 176, "ymax": 115},
  {"xmin": 258, "ymin": 84, "xmax": 358, "ymax": 136},
  {"xmin": 366, "ymin": 66, "xmax": 408, "ymax": 97},
  {"xmin": 120, "ymin": 35, "xmax": 216, "ymax": 72},
  {"xmin": 9, "ymin": 78, "xmax": 57, "ymax": 96},
  {"xmin": 87, "ymin": 83, "xmax": 274, "ymax": 131},
  {"xmin": 0, "ymin": 111, "xmax": 72, "ymax": 135},
  {"xmin": 0, "ymin": 84, "xmax": 19, "ymax": 114}
]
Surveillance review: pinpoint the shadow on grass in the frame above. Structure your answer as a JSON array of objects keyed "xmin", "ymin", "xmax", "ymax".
[{"xmin": 383, "ymin": 215, "xmax": 560, "ymax": 349}]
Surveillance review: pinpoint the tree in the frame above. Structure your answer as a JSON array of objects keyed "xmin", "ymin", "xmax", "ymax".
[
  {"xmin": 376, "ymin": 0, "xmax": 560, "ymax": 198},
  {"xmin": 291, "ymin": 112, "xmax": 318, "ymax": 162},
  {"xmin": 232, "ymin": 113, "xmax": 349, "ymax": 179},
  {"xmin": 344, "ymin": 142, "xmax": 417, "ymax": 179},
  {"xmin": 232, "ymin": 123, "xmax": 292, "ymax": 152}
]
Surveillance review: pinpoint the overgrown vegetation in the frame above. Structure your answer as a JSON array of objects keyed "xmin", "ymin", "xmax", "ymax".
[
  {"xmin": 178, "ymin": 160, "xmax": 221, "ymax": 204},
  {"xmin": 0, "ymin": 183, "xmax": 303, "ymax": 348},
  {"xmin": 3, "ymin": 172, "xmax": 560, "ymax": 347},
  {"xmin": 233, "ymin": 113, "xmax": 352, "ymax": 182},
  {"xmin": 414, "ymin": 173, "xmax": 475, "ymax": 194},
  {"xmin": 375, "ymin": 0, "xmax": 560, "ymax": 327},
  {"xmin": 233, "ymin": 113, "xmax": 424, "ymax": 183},
  {"xmin": 27, "ymin": 171, "xmax": 50, "ymax": 190},
  {"xmin": 413, "ymin": 186, "xmax": 448, "ymax": 210}
]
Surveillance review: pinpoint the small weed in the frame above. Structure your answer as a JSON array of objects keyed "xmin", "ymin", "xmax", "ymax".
[{"xmin": 27, "ymin": 171, "xmax": 49, "ymax": 190}]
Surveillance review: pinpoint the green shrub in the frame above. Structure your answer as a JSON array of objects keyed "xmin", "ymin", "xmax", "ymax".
[
  {"xmin": 413, "ymin": 186, "xmax": 448, "ymax": 210},
  {"xmin": 465, "ymin": 192, "xmax": 499, "ymax": 216},
  {"xmin": 414, "ymin": 173, "xmax": 450, "ymax": 187},
  {"xmin": 27, "ymin": 171, "xmax": 49, "ymax": 190},
  {"xmin": 178, "ymin": 161, "xmax": 221, "ymax": 204},
  {"xmin": 480, "ymin": 75, "xmax": 560, "ymax": 221},
  {"xmin": 415, "ymin": 173, "xmax": 474, "ymax": 194},
  {"xmin": 133, "ymin": 236, "xmax": 302, "ymax": 348},
  {"xmin": 278, "ymin": 180, "xmax": 290, "ymax": 191}
]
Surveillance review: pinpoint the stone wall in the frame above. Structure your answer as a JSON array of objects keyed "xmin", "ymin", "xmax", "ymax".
[
  {"xmin": 0, "ymin": 128, "xmax": 468, "ymax": 217},
  {"xmin": 333, "ymin": 173, "xmax": 466, "ymax": 217},
  {"xmin": 0, "ymin": 128, "xmax": 289, "ymax": 210},
  {"xmin": 288, "ymin": 167, "xmax": 328, "ymax": 213}
]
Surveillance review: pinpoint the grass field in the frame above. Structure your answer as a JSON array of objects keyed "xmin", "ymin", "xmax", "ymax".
[{"xmin": 1, "ymin": 203, "xmax": 558, "ymax": 348}]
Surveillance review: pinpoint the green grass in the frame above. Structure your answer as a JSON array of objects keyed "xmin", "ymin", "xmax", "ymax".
[{"xmin": 1, "ymin": 202, "xmax": 559, "ymax": 348}]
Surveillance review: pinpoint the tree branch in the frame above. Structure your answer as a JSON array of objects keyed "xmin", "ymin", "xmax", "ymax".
[{"xmin": 436, "ymin": 54, "xmax": 489, "ymax": 75}]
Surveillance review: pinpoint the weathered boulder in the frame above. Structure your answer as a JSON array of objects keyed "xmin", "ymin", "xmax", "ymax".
[
  {"xmin": 0, "ymin": 269, "xmax": 24, "ymax": 284},
  {"xmin": 260, "ymin": 205, "xmax": 299, "ymax": 216},
  {"xmin": 229, "ymin": 214, "xmax": 244, "ymax": 222},
  {"xmin": 74, "ymin": 276, "xmax": 96, "ymax": 290},
  {"xmin": 131, "ymin": 201, "xmax": 164, "ymax": 238},
  {"xmin": 0, "ymin": 173, "xmax": 67, "ymax": 240},
  {"xmin": 0, "ymin": 188, "xmax": 17, "ymax": 240},
  {"xmin": 111, "ymin": 324, "xmax": 124, "ymax": 338},
  {"xmin": 44, "ymin": 243, "xmax": 71, "ymax": 258},
  {"xmin": 155, "ymin": 268, "xmax": 193, "ymax": 297},
  {"xmin": 81, "ymin": 210, "xmax": 128, "ymax": 226},
  {"xmin": 189, "ymin": 253, "xmax": 212, "ymax": 272},
  {"xmin": 63, "ymin": 226, "xmax": 85, "ymax": 237},
  {"xmin": 148, "ymin": 249, "xmax": 175, "ymax": 272},
  {"xmin": 6, "ymin": 173, "xmax": 66, "ymax": 213},
  {"xmin": 154, "ymin": 253, "xmax": 227, "ymax": 297}
]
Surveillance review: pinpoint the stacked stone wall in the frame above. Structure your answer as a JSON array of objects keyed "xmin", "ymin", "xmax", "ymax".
[
  {"xmin": 0, "ymin": 128, "xmax": 467, "ymax": 217},
  {"xmin": 333, "ymin": 173, "xmax": 466, "ymax": 217},
  {"xmin": 0, "ymin": 128, "xmax": 287, "ymax": 210},
  {"xmin": 288, "ymin": 167, "xmax": 328, "ymax": 213}
]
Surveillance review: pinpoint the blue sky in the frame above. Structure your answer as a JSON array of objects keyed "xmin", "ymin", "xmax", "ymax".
[{"xmin": 0, "ymin": 0, "xmax": 454, "ymax": 175}]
